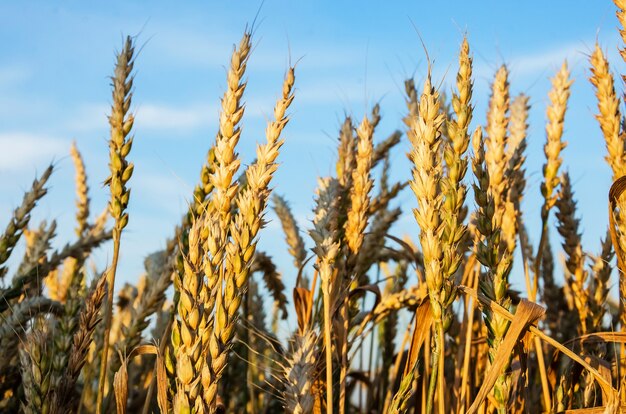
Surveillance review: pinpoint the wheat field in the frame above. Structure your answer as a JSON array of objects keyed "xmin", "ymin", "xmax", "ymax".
[{"xmin": 4, "ymin": 2, "xmax": 626, "ymax": 414}]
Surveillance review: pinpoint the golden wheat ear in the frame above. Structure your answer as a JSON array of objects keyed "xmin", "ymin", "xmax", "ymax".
[{"xmin": 96, "ymin": 33, "xmax": 138, "ymax": 413}]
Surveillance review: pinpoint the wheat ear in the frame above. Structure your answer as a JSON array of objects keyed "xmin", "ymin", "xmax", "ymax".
[
  {"xmin": 407, "ymin": 69, "xmax": 445, "ymax": 414},
  {"xmin": 50, "ymin": 273, "xmax": 107, "ymax": 414},
  {"xmin": 272, "ymin": 194, "xmax": 307, "ymax": 271},
  {"xmin": 206, "ymin": 65, "xmax": 295, "ymax": 410},
  {"xmin": 97, "ymin": 35, "xmax": 137, "ymax": 412},
  {"xmin": 283, "ymin": 331, "xmax": 318, "ymax": 414},
  {"xmin": 309, "ymin": 177, "xmax": 341, "ymax": 414},
  {"xmin": 555, "ymin": 172, "xmax": 587, "ymax": 334}
]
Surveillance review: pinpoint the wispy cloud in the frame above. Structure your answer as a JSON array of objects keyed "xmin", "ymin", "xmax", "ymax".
[
  {"xmin": 65, "ymin": 102, "xmax": 221, "ymax": 133},
  {"xmin": 0, "ymin": 132, "xmax": 67, "ymax": 172},
  {"xmin": 132, "ymin": 170, "xmax": 192, "ymax": 215},
  {"xmin": 473, "ymin": 40, "xmax": 603, "ymax": 83},
  {"xmin": 0, "ymin": 63, "xmax": 33, "ymax": 88},
  {"xmin": 509, "ymin": 42, "xmax": 586, "ymax": 77},
  {"xmin": 135, "ymin": 102, "xmax": 219, "ymax": 131}
]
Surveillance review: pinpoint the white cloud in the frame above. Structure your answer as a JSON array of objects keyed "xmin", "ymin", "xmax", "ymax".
[
  {"xmin": 0, "ymin": 132, "xmax": 67, "ymax": 172},
  {"xmin": 135, "ymin": 102, "xmax": 219, "ymax": 131},
  {"xmin": 510, "ymin": 43, "xmax": 584, "ymax": 77},
  {"xmin": 473, "ymin": 41, "xmax": 595, "ymax": 82},
  {"xmin": 67, "ymin": 102, "xmax": 222, "ymax": 133},
  {"xmin": 131, "ymin": 170, "xmax": 192, "ymax": 214}
]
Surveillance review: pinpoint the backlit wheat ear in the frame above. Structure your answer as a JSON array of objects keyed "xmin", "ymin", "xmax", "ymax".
[
  {"xmin": 97, "ymin": 34, "xmax": 137, "ymax": 412},
  {"xmin": 200, "ymin": 33, "xmax": 253, "ymax": 376},
  {"xmin": 345, "ymin": 114, "xmax": 374, "ymax": 256},
  {"xmin": 407, "ymin": 68, "xmax": 446, "ymax": 414},
  {"xmin": 309, "ymin": 177, "xmax": 341, "ymax": 414},
  {"xmin": 55, "ymin": 142, "xmax": 91, "ymax": 309},
  {"xmin": 336, "ymin": 116, "xmax": 356, "ymax": 188},
  {"xmin": 589, "ymin": 42, "xmax": 626, "ymax": 334},
  {"xmin": 502, "ymin": 95, "xmax": 530, "ymax": 259},
  {"xmin": 485, "ymin": 65, "xmax": 510, "ymax": 214},
  {"xmin": 209, "ymin": 30, "xmax": 252, "ymax": 228},
  {"xmin": 590, "ymin": 43, "xmax": 625, "ymax": 179},
  {"xmin": 339, "ymin": 112, "xmax": 374, "ymax": 413},
  {"xmin": 532, "ymin": 62, "xmax": 573, "ymax": 305},
  {"xmin": 272, "ymin": 194, "xmax": 307, "ymax": 272},
  {"xmin": 474, "ymin": 106, "xmax": 513, "ymax": 412},
  {"xmin": 507, "ymin": 94, "xmax": 530, "ymax": 211},
  {"xmin": 70, "ymin": 142, "xmax": 90, "ymax": 238},
  {"xmin": 614, "ymin": 0, "xmax": 626, "ymax": 84},
  {"xmin": 172, "ymin": 217, "xmax": 210, "ymax": 413},
  {"xmin": 206, "ymin": 65, "xmax": 295, "ymax": 411},
  {"xmin": 283, "ymin": 331, "xmax": 318, "ymax": 414},
  {"xmin": 439, "ymin": 36, "xmax": 474, "ymax": 329},
  {"xmin": 541, "ymin": 61, "xmax": 572, "ymax": 217}
]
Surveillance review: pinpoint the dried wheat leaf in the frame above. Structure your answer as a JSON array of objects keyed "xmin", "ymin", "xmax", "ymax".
[
  {"xmin": 293, "ymin": 287, "xmax": 313, "ymax": 334},
  {"xmin": 404, "ymin": 300, "xmax": 432, "ymax": 377},
  {"xmin": 156, "ymin": 348, "xmax": 168, "ymax": 414},
  {"xmin": 113, "ymin": 351, "xmax": 128, "ymax": 414},
  {"xmin": 467, "ymin": 300, "xmax": 545, "ymax": 414},
  {"xmin": 609, "ymin": 176, "xmax": 626, "ymax": 277},
  {"xmin": 459, "ymin": 285, "xmax": 619, "ymax": 402}
]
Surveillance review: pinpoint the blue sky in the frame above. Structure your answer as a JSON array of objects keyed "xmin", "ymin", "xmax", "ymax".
[{"xmin": 0, "ymin": 1, "xmax": 623, "ymax": 301}]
